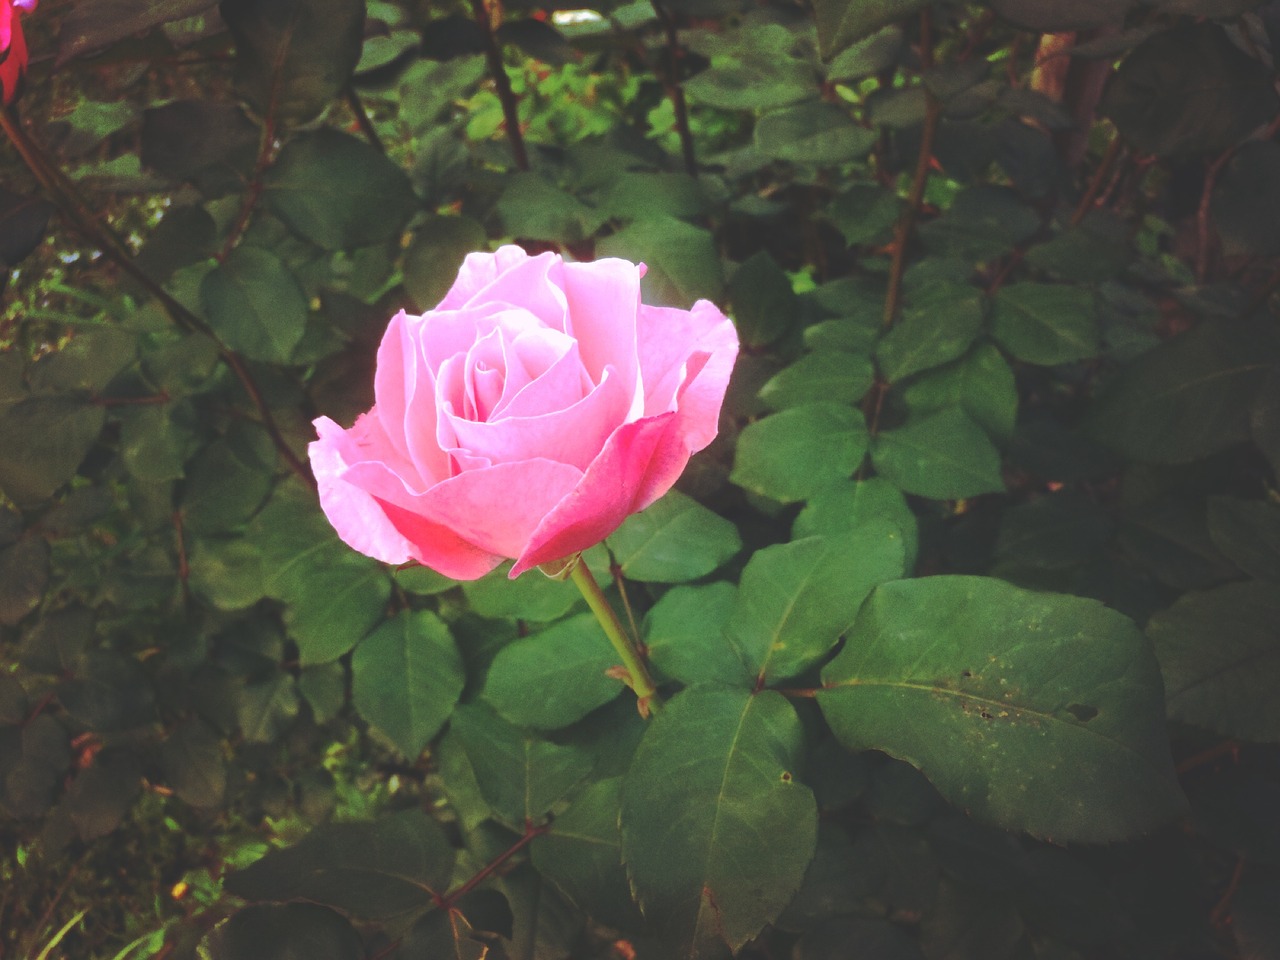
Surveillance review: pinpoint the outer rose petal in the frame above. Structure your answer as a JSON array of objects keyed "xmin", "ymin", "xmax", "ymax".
[
  {"xmin": 437, "ymin": 245, "xmax": 534, "ymax": 309},
  {"xmin": 511, "ymin": 412, "xmax": 690, "ymax": 577}
]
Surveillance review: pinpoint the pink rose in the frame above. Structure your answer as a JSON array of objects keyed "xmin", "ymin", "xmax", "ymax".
[{"xmin": 309, "ymin": 245, "xmax": 738, "ymax": 579}]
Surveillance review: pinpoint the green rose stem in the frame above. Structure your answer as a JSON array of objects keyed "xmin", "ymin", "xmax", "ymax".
[{"xmin": 567, "ymin": 559, "xmax": 662, "ymax": 717}]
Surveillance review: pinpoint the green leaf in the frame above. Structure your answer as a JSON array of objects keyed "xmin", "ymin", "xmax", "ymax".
[
  {"xmin": 352, "ymin": 611, "xmax": 464, "ymax": 758},
  {"xmin": 684, "ymin": 58, "xmax": 815, "ymax": 112},
  {"xmin": 597, "ymin": 217, "xmax": 723, "ymax": 306},
  {"xmin": 0, "ymin": 397, "xmax": 105, "ymax": 508},
  {"xmin": 876, "ymin": 281, "xmax": 984, "ymax": 382},
  {"xmin": 760, "ymin": 350, "xmax": 875, "ymax": 411},
  {"xmin": 1207, "ymin": 496, "xmax": 1280, "ymax": 583},
  {"xmin": 793, "ymin": 478, "xmax": 919, "ymax": 573},
  {"xmin": 620, "ymin": 687, "xmax": 818, "ymax": 957},
  {"xmin": 902, "ymin": 344, "xmax": 1018, "ymax": 441},
  {"xmin": 497, "ymin": 172, "xmax": 602, "ymax": 244},
  {"xmin": 918, "ymin": 186, "xmax": 1040, "ymax": 262},
  {"xmin": 65, "ymin": 750, "xmax": 142, "ymax": 842},
  {"xmin": 1213, "ymin": 141, "xmax": 1280, "ymax": 257},
  {"xmin": 0, "ymin": 538, "xmax": 49, "ymax": 627},
  {"xmin": 726, "ymin": 528, "xmax": 905, "ymax": 685},
  {"xmin": 606, "ymin": 490, "xmax": 741, "ymax": 583},
  {"xmin": 813, "ymin": 0, "xmax": 934, "ymax": 60},
  {"xmin": 482, "ymin": 613, "xmax": 624, "ymax": 730},
  {"xmin": 403, "ymin": 216, "xmax": 487, "ymax": 311},
  {"xmin": 225, "ymin": 809, "xmax": 454, "ymax": 918},
  {"xmin": 530, "ymin": 777, "xmax": 643, "ymax": 931},
  {"xmin": 237, "ymin": 673, "xmax": 300, "ymax": 744},
  {"xmin": 1148, "ymin": 581, "xmax": 1280, "ymax": 742},
  {"xmin": 119, "ymin": 403, "xmax": 196, "ymax": 483},
  {"xmin": 871, "ymin": 409, "xmax": 1005, "ymax": 499},
  {"xmin": 1, "ymin": 714, "xmax": 70, "ymax": 818},
  {"xmin": 199, "ymin": 246, "xmax": 309, "ymax": 363},
  {"xmin": 727, "ymin": 249, "xmax": 799, "ymax": 349},
  {"xmin": 826, "ymin": 184, "xmax": 904, "ymax": 247},
  {"xmin": 264, "ymin": 130, "xmax": 417, "ymax": 251},
  {"xmin": 199, "ymin": 904, "xmax": 363, "ymax": 960},
  {"xmin": 1101, "ymin": 22, "xmax": 1279, "ymax": 158},
  {"xmin": 820, "ymin": 576, "xmax": 1187, "ymax": 841},
  {"xmin": 1086, "ymin": 319, "xmax": 1279, "ymax": 464},
  {"xmin": 463, "ymin": 562, "xmax": 577, "ymax": 622},
  {"xmin": 221, "ymin": 0, "xmax": 366, "ymax": 124},
  {"xmin": 299, "ymin": 663, "xmax": 346, "ymax": 724},
  {"xmin": 251, "ymin": 483, "xmax": 391, "ymax": 664},
  {"xmin": 731, "ymin": 403, "xmax": 868, "ymax": 503},
  {"xmin": 643, "ymin": 582, "xmax": 750, "ymax": 688},
  {"xmin": 187, "ymin": 537, "xmax": 267, "ymax": 610},
  {"xmin": 448, "ymin": 703, "xmax": 593, "ymax": 829},
  {"xmin": 161, "ymin": 719, "xmax": 227, "ymax": 809},
  {"xmin": 991, "ymin": 283, "xmax": 1099, "ymax": 365},
  {"xmin": 754, "ymin": 101, "xmax": 878, "ymax": 166},
  {"xmin": 181, "ymin": 423, "xmax": 276, "ymax": 534}
]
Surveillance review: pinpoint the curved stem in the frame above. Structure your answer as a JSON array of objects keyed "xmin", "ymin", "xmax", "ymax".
[
  {"xmin": 569, "ymin": 559, "xmax": 660, "ymax": 716},
  {"xmin": 468, "ymin": 0, "xmax": 529, "ymax": 171}
]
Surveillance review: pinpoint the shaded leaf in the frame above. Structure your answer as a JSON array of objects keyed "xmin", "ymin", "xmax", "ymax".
[
  {"xmin": 643, "ymin": 582, "xmax": 750, "ymax": 688},
  {"xmin": 871, "ymin": 409, "xmax": 1005, "ymax": 499},
  {"xmin": 621, "ymin": 687, "xmax": 818, "ymax": 957},
  {"xmin": 199, "ymin": 246, "xmax": 309, "ymax": 364},
  {"xmin": 755, "ymin": 101, "xmax": 878, "ymax": 166},
  {"xmin": 200, "ymin": 903, "xmax": 364, "ymax": 960},
  {"xmin": 813, "ymin": 0, "xmax": 934, "ymax": 60},
  {"xmin": 876, "ymin": 281, "xmax": 984, "ymax": 382},
  {"xmin": 403, "ymin": 216, "xmax": 487, "ymax": 312},
  {"xmin": 0, "ymin": 397, "xmax": 105, "ymax": 507},
  {"xmin": 820, "ymin": 576, "xmax": 1187, "ymax": 840},
  {"xmin": 991, "ymin": 283, "xmax": 1099, "ymax": 366}
]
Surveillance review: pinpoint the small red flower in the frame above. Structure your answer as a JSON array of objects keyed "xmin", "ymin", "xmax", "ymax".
[{"xmin": 0, "ymin": 0, "xmax": 37, "ymax": 106}]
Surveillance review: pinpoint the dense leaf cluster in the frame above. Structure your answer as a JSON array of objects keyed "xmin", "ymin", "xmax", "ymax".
[{"xmin": 2, "ymin": 0, "xmax": 1279, "ymax": 958}]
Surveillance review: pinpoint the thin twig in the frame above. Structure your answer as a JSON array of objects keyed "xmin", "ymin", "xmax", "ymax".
[
  {"xmin": 1175, "ymin": 738, "xmax": 1238, "ymax": 776},
  {"xmin": 1070, "ymin": 134, "xmax": 1122, "ymax": 227},
  {"xmin": 881, "ymin": 12, "xmax": 939, "ymax": 331},
  {"xmin": 1196, "ymin": 146, "xmax": 1236, "ymax": 284},
  {"xmin": 468, "ymin": 0, "xmax": 529, "ymax": 171},
  {"xmin": 218, "ymin": 52, "xmax": 283, "ymax": 263},
  {"xmin": 345, "ymin": 86, "xmax": 385, "ymax": 153},
  {"xmin": 652, "ymin": 1, "xmax": 697, "ymax": 177},
  {"xmin": 437, "ymin": 823, "xmax": 549, "ymax": 909}
]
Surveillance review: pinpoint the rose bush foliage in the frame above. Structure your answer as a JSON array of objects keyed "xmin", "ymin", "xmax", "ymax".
[{"xmin": 2, "ymin": 1, "xmax": 1279, "ymax": 959}]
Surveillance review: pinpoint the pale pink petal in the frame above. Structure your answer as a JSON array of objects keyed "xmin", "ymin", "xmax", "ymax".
[
  {"xmin": 445, "ymin": 365, "xmax": 632, "ymax": 472},
  {"xmin": 511, "ymin": 412, "xmax": 690, "ymax": 576},
  {"xmin": 496, "ymin": 336, "xmax": 593, "ymax": 421},
  {"xmin": 310, "ymin": 416, "xmax": 415, "ymax": 565},
  {"xmin": 478, "ymin": 252, "xmax": 569, "ymax": 329},
  {"xmin": 636, "ymin": 300, "xmax": 738, "ymax": 419},
  {"xmin": 436, "ymin": 245, "xmax": 532, "ymax": 309},
  {"xmin": 559, "ymin": 258, "xmax": 643, "ymax": 403}
]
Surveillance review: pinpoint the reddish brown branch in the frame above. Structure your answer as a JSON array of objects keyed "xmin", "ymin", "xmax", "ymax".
[
  {"xmin": 653, "ymin": 1, "xmax": 697, "ymax": 177},
  {"xmin": 1070, "ymin": 134, "xmax": 1122, "ymax": 227},
  {"xmin": 469, "ymin": 0, "xmax": 529, "ymax": 172},
  {"xmin": 1175, "ymin": 738, "xmax": 1239, "ymax": 776},
  {"xmin": 345, "ymin": 86, "xmax": 385, "ymax": 153},
  {"xmin": 437, "ymin": 822, "xmax": 549, "ymax": 910}
]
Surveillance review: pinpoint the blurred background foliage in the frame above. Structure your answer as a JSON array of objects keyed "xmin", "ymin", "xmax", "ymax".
[{"xmin": 2, "ymin": 0, "xmax": 1280, "ymax": 957}]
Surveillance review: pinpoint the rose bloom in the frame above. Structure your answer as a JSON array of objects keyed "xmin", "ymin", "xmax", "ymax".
[{"xmin": 310, "ymin": 245, "xmax": 739, "ymax": 579}]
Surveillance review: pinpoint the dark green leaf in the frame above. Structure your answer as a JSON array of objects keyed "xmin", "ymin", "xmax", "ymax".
[
  {"xmin": 1101, "ymin": 22, "xmax": 1279, "ymax": 158},
  {"xmin": 827, "ymin": 183, "xmax": 904, "ymax": 247},
  {"xmin": 820, "ymin": 576, "xmax": 1187, "ymax": 840},
  {"xmin": 181, "ymin": 423, "xmax": 276, "ymax": 534},
  {"xmin": 187, "ymin": 537, "xmax": 268, "ymax": 610},
  {"xmin": 872, "ymin": 409, "xmax": 1005, "ymax": 499},
  {"xmin": 162, "ymin": 719, "xmax": 227, "ymax": 808},
  {"xmin": 919, "ymin": 880, "xmax": 1025, "ymax": 960},
  {"xmin": 0, "ymin": 538, "xmax": 48, "ymax": 627},
  {"xmin": 353, "ymin": 611, "xmax": 465, "ymax": 758},
  {"xmin": 1148, "ymin": 581, "xmax": 1280, "ymax": 741},
  {"xmin": 606, "ymin": 490, "xmax": 741, "ymax": 583},
  {"xmin": 754, "ymin": 101, "xmax": 878, "ymax": 166},
  {"xmin": 530, "ymin": 777, "xmax": 643, "ymax": 932},
  {"xmin": 597, "ymin": 216, "xmax": 723, "ymax": 306},
  {"xmin": 463, "ymin": 562, "xmax": 577, "ymax": 622},
  {"xmin": 200, "ymin": 246, "xmax": 309, "ymax": 363},
  {"xmin": 496, "ymin": 18, "xmax": 575, "ymax": 65},
  {"xmin": 643, "ymin": 582, "xmax": 750, "ymax": 688},
  {"xmin": 902, "ymin": 344, "xmax": 1018, "ymax": 441},
  {"xmin": 403, "ymin": 216, "xmax": 487, "ymax": 312},
  {"xmin": 622, "ymin": 687, "xmax": 817, "ymax": 956},
  {"xmin": 0, "ymin": 397, "xmax": 105, "ymax": 507},
  {"xmin": 265, "ymin": 129, "xmax": 418, "ymax": 250},
  {"xmin": 760, "ymin": 350, "xmax": 875, "ymax": 411},
  {"xmin": 2, "ymin": 715, "xmax": 70, "ymax": 819},
  {"xmin": 200, "ymin": 903, "xmax": 364, "ymax": 960},
  {"xmin": 482, "ymin": 613, "xmax": 624, "ymax": 730},
  {"xmin": 731, "ymin": 403, "xmax": 868, "ymax": 503},
  {"xmin": 226, "ymin": 809, "xmax": 455, "ymax": 918},
  {"xmin": 727, "ymin": 249, "xmax": 798, "ymax": 349},
  {"xmin": 794, "ymin": 478, "xmax": 919, "ymax": 572},
  {"xmin": 448, "ymin": 703, "xmax": 593, "ymax": 829},
  {"xmin": 59, "ymin": 651, "xmax": 155, "ymax": 731},
  {"xmin": 1207, "ymin": 496, "xmax": 1280, "ymax": 583},
  {"xmin": 1213, "ymin": 141, "xmax": 1280, "ymax": 257},
  {"xmin": 1086, "ymin": 319, "xmax": 1279, "ymax": 464},
  {"xmin": 221, "ymin": 0, "xmax": 366, "ymax": 123},
  {"xmin": 58, "ymin": 0, "xmax": 216, "ymax": 64},
  {"xmin": 0, "ymin": 188, "xmax": 54, "ymax": 268},
  {"xmin": 825, "ymin": 26, "xmax": 905, "ymax": 82},
  {"xmin": 991, "ymin": 283, "xmax": 1099, "ymax": 365},
  {"xmin": 918, "ymin": 186, "xmax": 1039, "ymax": 261},
  {"xmin": 813, "ymin": 0, "xmax": 934, "ymax": 60},
  {"xmin": 685, "ymin": 59, "xmax": 815, "ymax": 112},
  {"xmin": 141, "ymin": 100, "xmax": 258, "ymax": 197},
  {"xmin": 726, "ymin": 528, "xmax": 906, "ymax": 685},
  {"xmin": 497, "ymin": 173, "xmax": 602, "ymax": 245},
  {"xmin": 237, "ymin": 674, "xmax": 300, "ymax": 744},
  {"xmin": 876, "ymin": 281, "xmax": 984, "ymax": 382},
  {"xmin": 986, "ymin": 0, "xmax": 1134, "ymax": 30}
]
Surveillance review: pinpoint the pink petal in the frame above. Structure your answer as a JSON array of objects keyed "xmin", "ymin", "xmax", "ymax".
[
  {"xmin": 511, "ymin": 412, "xmax": 690, "ymax": 577},
  {"xmin": 437, "ymin": 245, "xmax": 533, "ymax": 309},
  {"xmin": 310, "ymin": 416, "xmax": 416, "ymax": 565},
  {"xmin": 375, "ymin": 499, "xmax": 505, "ymax": 580},
  {"xmin": 559, "ymin": 258, "xmax": 643, "ymax": 405}
]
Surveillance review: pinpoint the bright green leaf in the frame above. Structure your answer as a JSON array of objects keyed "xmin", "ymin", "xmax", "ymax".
[
  {"xmin": 607, "ymin": 490, "xmax": 741, "ymax": 583},
  {"xmin": 643, "ymin": 582, "xmax": 750, "ymax": 688},
  {"xmin": 732, "ymin": 403, "xmax": 868, "ymax": 503},
  {"xmin": 902, "ymin": 344, "xmax": 1018, "ymax": 440},
  {"xmin": 793, "ymin": 478, "xmax": 919, "ymax": 573},
  {"xmin": 760, "ymin": 350, "xmax": 875, "ymax": 411}
]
